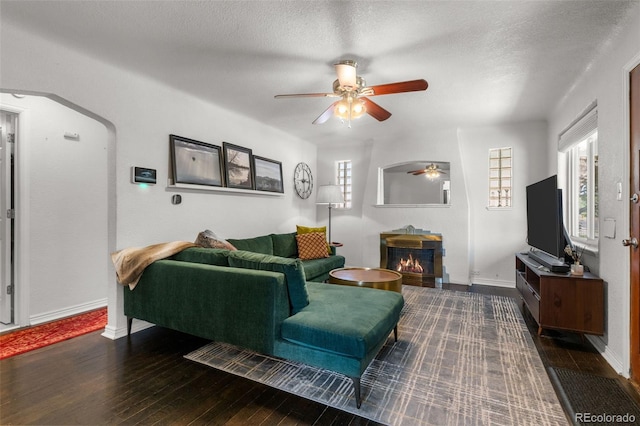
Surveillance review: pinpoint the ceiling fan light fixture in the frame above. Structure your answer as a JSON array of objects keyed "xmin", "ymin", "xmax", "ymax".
[
  {"xmin": 334, "ymin": 97, "xmax": 366, "ymax": 121},
  {"xmin": 425, "ymin": 164, "xmax": 440, "ymax": 179},
  {"xmin": 350, "ymin": 98, "xmax": 366, "ymax": 119},
  {"xmin": 334, "ymin": 99, "xmax": 350, "ymax": 119},
  {"xmin": 335, "ymin": 60, "xmax": 357, "ymax": 90},
  {"xmin": 426, "ymin": 169, "xmax": 440, "ymax": 179}
]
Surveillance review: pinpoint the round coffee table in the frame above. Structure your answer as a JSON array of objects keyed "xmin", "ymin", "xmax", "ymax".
[{"xmin": 328, "ymin": 267, "xmax": 403, "ymax": 293}]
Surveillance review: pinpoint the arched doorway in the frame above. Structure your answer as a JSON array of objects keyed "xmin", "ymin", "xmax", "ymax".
[{"xmin": 0, "ymin": 92, "xmax": 115, "ymax": 330}]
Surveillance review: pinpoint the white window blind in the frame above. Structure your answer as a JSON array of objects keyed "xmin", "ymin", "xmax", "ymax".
[{"xmin": 558, "ymin": 103, "xmax": 597, "ymax": 152}]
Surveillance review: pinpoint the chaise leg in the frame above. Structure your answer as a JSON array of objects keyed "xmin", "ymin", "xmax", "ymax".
[
  {"xmin": 127, "ymin": 317, "xmax": 133, "ymax": 336},
  {"xmin": 393, "ymin": 325, "xmax": 398, "ymax": 342},
  {"xmin": 350, "ymin": 376, "xmax": 362, "ymax": 409}
]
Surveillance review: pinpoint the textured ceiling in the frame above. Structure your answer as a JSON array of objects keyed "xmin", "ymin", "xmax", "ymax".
[{"xmin": 2, "ymin": 0, "xmax": 637, "ymax": 146}]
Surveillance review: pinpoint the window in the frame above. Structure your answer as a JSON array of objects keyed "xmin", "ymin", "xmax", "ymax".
[
  {"xmin": 336, "ymin": 160, "xmax": 352, "ymax": 209},
  {"xmin": 559, "ymin": 105, "xmax": 598, "ymax": 245},
  {"xmin": 488, "ymin": 147, "xmax": 512, "ymax": 208}
]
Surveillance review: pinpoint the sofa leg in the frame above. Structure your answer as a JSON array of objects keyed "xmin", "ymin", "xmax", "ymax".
[
  {"xmin": 350, "ymin": 376, "xmax": 362, "ymax": 408},
  {"xmin": 394, "ymin": 325, "xmax": 398, "ymax": 342},
  {"xmin": 127, "ymin": 317, "xmax": 133, "ymax": 336}
]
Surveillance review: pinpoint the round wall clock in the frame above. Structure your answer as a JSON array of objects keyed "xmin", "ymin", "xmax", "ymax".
[{"xmin": 294, "ymin": 162, "xmax": 313, "ymax": 199}]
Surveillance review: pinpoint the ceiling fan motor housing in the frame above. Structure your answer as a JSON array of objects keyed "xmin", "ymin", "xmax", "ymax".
[{"xmin": 333, "ymin": 76, "xmax": 366, "ymax": 94}]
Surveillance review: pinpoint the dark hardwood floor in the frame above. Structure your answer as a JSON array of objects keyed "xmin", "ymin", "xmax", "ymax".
[{"xmin": 2, "ymin": 284, "xmax": 638, "ymax": 425}]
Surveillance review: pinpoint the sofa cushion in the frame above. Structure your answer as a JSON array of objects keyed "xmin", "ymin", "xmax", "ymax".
[
  {"xmin": 296, "ymin": 225, "xmax": 331, "ymax": 254},
  {"xmin": 227, "ymin": 235, "xmax": 274, "ymax": 255},
  {"xmin": 301, "ymin": 255, "xmax": 345, "ymax": 281},
  {"xmin": 270, "ymin": 232, "xmax": 298, "ymax": 258},
  {"xmin": 172, "ymin": 247, "xmax": 230, "ymax": 266},
  {"xmin": 228, "ymin": 250, "xmax": 309, "ymax": 314},
  {"xmin": 296, "ymin": 232, "xmax": 330, "ymax": 260},
  {"xmin": 281, "ymin": 283, "xmax": 404, "ymax": 359},
  {"xmin": 194, "ymin": 229, "xmax": 237, "ymax": 251}
]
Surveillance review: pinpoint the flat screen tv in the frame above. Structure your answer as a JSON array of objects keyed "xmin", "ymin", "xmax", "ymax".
[{"xmin": 525, "ymin": 175, "xmax": 569, "ymax": 272}]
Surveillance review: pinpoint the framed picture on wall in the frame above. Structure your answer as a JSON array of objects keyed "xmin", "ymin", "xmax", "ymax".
[
  {"xmin": 170, "ymin": 135, "xmax": 224, "ymax": 187},
  {"xmin": 223, "ymin": 142, "xmax": 254, "ymax": 189},
  {"xmin": 253, "ymin": 156, "xmax": 284, "ymax": 193}
]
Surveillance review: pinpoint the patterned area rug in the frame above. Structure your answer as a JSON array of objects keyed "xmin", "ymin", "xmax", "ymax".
[
  {"xmin": 0, "ymin": 307, "xmax": 107, "ymax": 360},
  {"xmin": 185, "ymin": 287, "xmax": 567, "ymax": 425}
]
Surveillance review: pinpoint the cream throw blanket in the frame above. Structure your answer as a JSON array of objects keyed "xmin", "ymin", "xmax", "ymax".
[{"xmin": 111, "ymin": 241, "xmax": 197, "ymax": 290}]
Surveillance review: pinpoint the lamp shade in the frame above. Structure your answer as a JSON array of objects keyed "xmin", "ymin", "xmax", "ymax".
[
  {"xmin": 335, "ymin": 61, "xmax": 357, "ymax": 90},
  {"xmin": 316, "ymin": 184, "xmax": 344, "ymax": 205}
]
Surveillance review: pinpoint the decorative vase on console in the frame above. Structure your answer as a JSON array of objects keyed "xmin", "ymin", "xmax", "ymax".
[
  {"xmin": 570, "ymin": 261, "xmax": 584, "ymax": 276},
  {"xmin": 565, "ymin": 244, "xmax": 584, "ymax": 276}
]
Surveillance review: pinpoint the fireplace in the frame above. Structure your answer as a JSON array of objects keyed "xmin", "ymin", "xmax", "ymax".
[{"xmin": 380, "ymin": 227, "xmax": 443, "ymax": 287}]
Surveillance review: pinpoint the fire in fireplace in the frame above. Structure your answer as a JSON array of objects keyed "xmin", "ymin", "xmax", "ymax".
[
  {"xmin": 390, "ymin": 247, "xmax": 434, "ymax": 275},
  {"xmin": 396, "ymin": 253, "xmax": 424, "ymax": 273}
]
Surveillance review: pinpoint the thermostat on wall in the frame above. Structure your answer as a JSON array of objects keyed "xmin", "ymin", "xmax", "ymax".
[{"xmin": 132, "ymin": 167, "xmax": 157, "ymax": 185}]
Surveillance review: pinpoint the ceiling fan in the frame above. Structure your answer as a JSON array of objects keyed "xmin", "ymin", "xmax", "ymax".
[
  {"xmin": 407, "ymin": 163, "xmax": 447, "ymax": 179},
  {"xmin": 274, "ymin": 60, "xmax": 428, "ymax": 126}
]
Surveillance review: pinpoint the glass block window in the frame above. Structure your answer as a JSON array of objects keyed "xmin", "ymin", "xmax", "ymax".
[
  {"xmin": 488, "ymin": 147, "xmax": 512, "ymax": 207},
  {"xmin": 336, "ymin": 160, "xmax": 352, "ymax": 209}
]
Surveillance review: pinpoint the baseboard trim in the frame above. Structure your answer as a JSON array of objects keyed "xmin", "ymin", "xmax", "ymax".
[
  {"xmin": 29, "ymin": 298, "xmax": 107, "ymax": 326},
  {"xmin": 471, "ymin": 278, "xmax": 516, "ymax": 288},
  {"xmin": 102, "ymin": 320, "xmax": 154, "ymax": 340},
  {"xmin": 586, "ymin": 334, "xmax": 628, "ymax": 378}
]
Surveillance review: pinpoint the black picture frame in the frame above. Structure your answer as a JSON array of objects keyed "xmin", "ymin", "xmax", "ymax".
[
  {"xmin": 170, "ymin": 135, "xmax": 224, "ymax": 187},
  {"xmin": 253, "ymin": 156, "xmax": 284, "ymax": 193},
  {"xmin": 223, "ymin": 142, "xmax": 254, "ymax": 189}
]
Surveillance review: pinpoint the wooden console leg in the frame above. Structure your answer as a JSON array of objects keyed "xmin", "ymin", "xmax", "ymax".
[
  {"xmin": 350, "ymin": 377, "xmax": 362, "ymax": 409},
  {"xmin": 537, "ymin": 326, "xmax": 543, "ymax": 336},
  {"xmin": 127, "ymin": 317, "xmax": 133, "ymax": 336},
  {"xmin": 393, "ymin": 326, "xmax": 398, "ymax": 342}
]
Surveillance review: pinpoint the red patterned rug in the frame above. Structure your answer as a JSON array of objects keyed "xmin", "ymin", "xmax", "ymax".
[{"xmin": 0, "ymin": 307, "xmax": 107, "ymax": 360}]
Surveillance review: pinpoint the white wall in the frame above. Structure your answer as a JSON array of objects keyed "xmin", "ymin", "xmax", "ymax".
[
  {"xmin": 316, "ymin": 140, "xmax": 373, "ymax": 267},
  {"xmin": 318, "ymin": 127, "xmax": 471, "ymax": 284},
  {"xmin": 459, "ymin": 121, "xmax": 548, "ymax": 287},
  {"xmin": 0, "ymin": 94, "xmax": 109, "ymax": 323},
  {"xmin": 0, "ymin": 20, "xmax": 317, "ymax": 336},
  {"xmin": 546, "ymin": 4, "xmax": 640, "ymax": 376},
  {"xmin": 318, "ymin": 122, "xmax": 550, "ymax": 287}
]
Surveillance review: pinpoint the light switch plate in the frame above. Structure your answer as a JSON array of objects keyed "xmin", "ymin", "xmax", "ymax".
[{"xmin": 603, "ymin": 218, "xmax": 616, "ymax": 239}]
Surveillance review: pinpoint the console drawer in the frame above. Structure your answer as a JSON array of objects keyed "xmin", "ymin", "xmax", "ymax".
[{"xmin": 516, "ymin": 272, "xmax": 540, "ymax": 322}]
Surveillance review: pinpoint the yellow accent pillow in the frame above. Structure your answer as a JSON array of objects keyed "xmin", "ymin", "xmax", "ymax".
[
  {"xmin": 296, "ymin": 232, "xmax": 330, "ymax": 260},
  {"xmin": 296, "ymin": 225, "xmax": 331, "ymax": 254}
]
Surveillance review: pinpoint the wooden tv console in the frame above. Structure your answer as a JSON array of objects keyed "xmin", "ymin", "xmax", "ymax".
[{"xmin": 515, "ymin": 253, "xmax": 604, "ymax": 336}]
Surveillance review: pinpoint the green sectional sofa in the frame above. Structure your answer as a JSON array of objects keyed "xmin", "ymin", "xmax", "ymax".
[
  {"xmin": 124, "ymin": 244, "xmax": 404, "ymax": 408},
  {"xmin": 226, "ymin": 232, "xmax": 345, "ymax": 282}
]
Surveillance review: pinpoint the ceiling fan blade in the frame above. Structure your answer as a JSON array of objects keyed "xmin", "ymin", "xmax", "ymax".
[
  {"xmin": 361, "ymin": 97, "xmax": 392, "ymax": 121},
  {"xmin": 274, "ymin": 93, "xmax": 339, "ymax": 99},
  {"xmin": 367, "ymin": 79, "xmax": 428, "ymax": 96},
  {"xmin": 312, "ymin": 101, "xmax": 338, "ymax": 125},
  {"xmin": 409, "ymin": 170, "xmax": 425, "ymax": 175}
]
